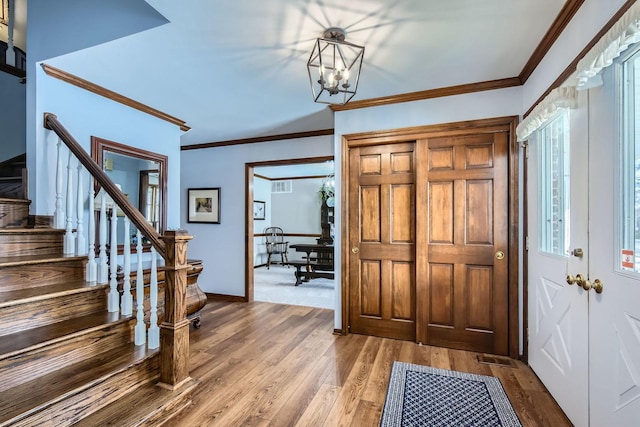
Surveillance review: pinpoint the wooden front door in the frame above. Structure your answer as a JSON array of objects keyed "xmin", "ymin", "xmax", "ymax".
[
  {"xmin": 348, "ymin": 142, "xmax": 416, "ymax": 341},
  {"xmin": 346, "ymin": 121, "xmax": 513, "ymax": 355},
  {"xmin": 416, "ymin": 132, "xmax": 510, "ymax": 354}
]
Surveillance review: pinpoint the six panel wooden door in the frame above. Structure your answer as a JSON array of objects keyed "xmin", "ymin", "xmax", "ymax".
[
  {"xmin": 417, "ymin": 132, "xmax": 510, "ymax": 354},
  {"xmin": 347, "ymin": 129, "xmax": 511, "ymax": 354},
  {"xmin": 348, "ymin": 142, "xmax": 416, "ymax": 341}
]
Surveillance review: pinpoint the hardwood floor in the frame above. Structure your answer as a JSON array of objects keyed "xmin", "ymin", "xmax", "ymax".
[{"xmin": 168, "ymin": 301, "xmax": 571, "ymax": 426}]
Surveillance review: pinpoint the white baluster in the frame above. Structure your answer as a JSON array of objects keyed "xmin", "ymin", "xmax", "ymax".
[
  {"xmin": 5, "ymin": 0, "xmax": 15, "ymax": 66},
  {"xmin": 76, "ymin": 165, "xmax": 86, "ymax": 256},
  {"xmin": 97, "ymin": 189, "xmax": 109, "ymax": 284},
  {"xmin": 86, "ymin": 176, "xmax": 97, "ymax": 283},
  {"xmin": 148, "ymin": 246, "xmax": 160, "ymax": 349},
  {"xmin": 55, "ymin": 139, "xmax": 64, "ymax": 229},
  {"xmin": 64, "ymin": 152, "xmax": 75, "ymax": 255},
  {"xmin": 134, "ymin": 230, "xmax": 146, "ymax": 346},
  {"xmin": 121, "ymin": 217, "xmax": 133, "ymax": 316},
  {"xmin": 108, "ymin": 202, "xmax": 119, "ymax": 312}
]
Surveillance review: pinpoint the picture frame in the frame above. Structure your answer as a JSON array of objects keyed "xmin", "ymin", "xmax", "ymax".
[
  {"xmin": 187, "ymin": 188, "xmax": 220, "ymax": 224},
  {"xmin": 253, "ymin": 200, "xmax": 266, "ymax": 220}
]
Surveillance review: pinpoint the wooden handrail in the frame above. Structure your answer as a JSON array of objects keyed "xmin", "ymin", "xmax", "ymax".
[{"xmin": 43, "ymin": 113, "xmax": 166, "ymax": 257}]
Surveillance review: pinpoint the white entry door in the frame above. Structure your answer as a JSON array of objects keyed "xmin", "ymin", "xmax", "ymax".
[
  {"xmin": 586, "ymin": 54, "xmax": 640, "ymax": 426},
  {"xmin": 527, "ymin": 97, "xmax": 590, "ymax": 427},
  {"xmin": 528, "ymin": 58, "xmax": 640, "ymax": 426}
]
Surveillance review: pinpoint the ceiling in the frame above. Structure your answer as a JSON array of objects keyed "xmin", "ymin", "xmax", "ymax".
[{"xmin": 47, "ymin": 0, "xmax": 567, "ymax": 146}]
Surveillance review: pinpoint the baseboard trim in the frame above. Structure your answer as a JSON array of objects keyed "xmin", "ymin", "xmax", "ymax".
[
  {"xmin": 333, "ymin": 329, "xmax": 343, "ymax": 335},
  {"xmin": 205, "ymin": 292, "xmax": 247, "ymax": 303}
]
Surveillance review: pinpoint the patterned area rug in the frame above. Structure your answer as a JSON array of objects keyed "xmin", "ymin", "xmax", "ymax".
[{"xmin": 380, "ymin": 362, "xmax": 523, "ymax": 427}]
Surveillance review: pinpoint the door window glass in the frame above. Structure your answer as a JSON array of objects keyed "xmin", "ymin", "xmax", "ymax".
[
  {"xmin": 619, "ymin": 49, "xmax": 640, "ymax": 272},
  {"xmin": 538, "ymin": 112, "xmax": 570, "ymax": 256}
]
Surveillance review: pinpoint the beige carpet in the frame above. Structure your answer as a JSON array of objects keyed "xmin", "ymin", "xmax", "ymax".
[{"xmin": 254, "ymin": 265, "xmax": 335, "ymax": 310}]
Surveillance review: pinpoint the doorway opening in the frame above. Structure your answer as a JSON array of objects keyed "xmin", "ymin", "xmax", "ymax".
[{"xmin": 245, "ymin": 156, "xmax": 335, "ymax": 309}]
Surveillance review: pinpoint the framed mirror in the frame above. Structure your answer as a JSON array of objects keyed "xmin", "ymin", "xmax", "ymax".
[{"xmin": 91, "ymin": 136, "xmax": 168, "ymax": 245}]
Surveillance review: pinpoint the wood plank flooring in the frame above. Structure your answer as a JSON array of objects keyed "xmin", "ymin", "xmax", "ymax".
[{"xmin": 168, "ymin": 301, "xmax": 572, "ymax": 426}]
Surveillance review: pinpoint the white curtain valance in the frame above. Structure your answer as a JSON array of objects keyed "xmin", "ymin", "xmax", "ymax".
[
  {"xmin": 516, "ymin": 86, "xmax": 577, "ymax": 142},
  {"xmin": 576, "ymin": 1, "xmax": 640, "ymax": 88}
]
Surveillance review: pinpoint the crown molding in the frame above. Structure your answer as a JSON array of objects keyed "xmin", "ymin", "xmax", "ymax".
[
  {"xmin": 330, "ymin": 77, "xmax": 522, "ymax": 112},
  {"xmin": 519, "ymin": 0, "xmax": 584, "ymax": 84},
  {"xmin": 329, "ymin": 1, "xmax": 585, "ymax": 112},
  {"xmin": 41, "ymin": 64, "xmax": 190, "ymax": 131},
  {"xmin": 181, "ymin": 128, "xmax": 334, "ymax": 151}
]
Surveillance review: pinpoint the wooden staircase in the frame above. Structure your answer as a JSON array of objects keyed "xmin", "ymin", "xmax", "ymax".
[
  {"xmin": 0, "ymin": 198, "xmax": 196, "ymax": 426},
  {"xmin": 0, "ymin": 154, "xmax": 27, "ymax": 200}
]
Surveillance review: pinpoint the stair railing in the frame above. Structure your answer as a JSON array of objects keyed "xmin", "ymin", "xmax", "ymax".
[{"xmin": 43, "ymin": 113, "xmax": 192, "ymax": 391}]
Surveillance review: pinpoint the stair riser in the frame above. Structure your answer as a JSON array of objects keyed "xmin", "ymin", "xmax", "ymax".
[
  {"xmin": 0, "ymin": 259, "xmax": 86, "ymax": 291},
  {"xmin": 0, "ymin": 181, "xmax": 24, "ymax": 200},
  {"xmin": 9, "ymin": 355, "xmax": 159, "ymax": 427},
  {"xmin": 0, "ymin": 288, "xmax": 107, "ymax": 337},
  {"xmin": 0, "ymin": 200, "xmax": 29, "ymax": 228},
  {"xmin": 137, "ymin": 391, "xmax": 194, "ymax": 427},
  {"xmin": 0, "ymin": 233, "xmax": 64, "ymax": 257},
  {"xmin": 0, "ymin": 321, "xmax": 134, "ymax": 392}
]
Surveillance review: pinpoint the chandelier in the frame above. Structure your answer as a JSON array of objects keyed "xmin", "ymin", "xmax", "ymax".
[{"xmin": 307, "ymin": 27, "xmax": 365, "ymax": 105}]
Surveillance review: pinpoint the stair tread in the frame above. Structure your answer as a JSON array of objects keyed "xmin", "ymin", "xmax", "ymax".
[
  {"xmin": 0, "ymin": 253, "xmax": 86, "ymax": 267},
  {"xmin": 0, "ymin": 310, "xmax": 129, "ymax": 359},
  {"xmin": 0, "ymin": 280, "xmax": 108, "ymax": 307},
  {"xmin": 0, "ymin": 227, "xmax": 64, "ymax": 235},
  {"xmin": 73, "ymin": 377, "xmax": 199, "ymax": 427},
  {"xmin": 0, "ymin": 197, "xmax": 29, "ymax": 204},
  {"xmin": 0, "ymin": 343, "xmax": 155, "ymax": 424}
]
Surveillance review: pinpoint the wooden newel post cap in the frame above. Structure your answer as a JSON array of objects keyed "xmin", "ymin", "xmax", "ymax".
[{"xmin": 162, "ymin": 230, "xmax": 193, "ymax": 241}]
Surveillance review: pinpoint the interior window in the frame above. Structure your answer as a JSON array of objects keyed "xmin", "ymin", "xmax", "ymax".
[
  {"xmin": 619, "ymin": 49, "xmax": 640, "ymax": 272},
  {"xmin": 538, "ymin": 111, "xmax": 570, "ymax": 256}
]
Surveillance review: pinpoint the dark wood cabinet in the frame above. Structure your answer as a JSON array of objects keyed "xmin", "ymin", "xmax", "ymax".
[{"xmin": 317, "ymin": 198, "xmax": 334, "ymax": 245}]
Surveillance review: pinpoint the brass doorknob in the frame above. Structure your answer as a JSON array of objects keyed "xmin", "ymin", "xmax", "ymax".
[
  {"xmin": 580, "ymin": 278, "xmax": 592, "ymax": 291},
  {"xmin": 567, "ymin": 273, "xmax": 586, "ymax": 287},
  {"xmin": 351, "ymin": 246, "xmax": 359, "ymax": 254},
  {"xmin": 586, "ymin": 279, "xmax": 604, "ymax": 294},
  {"xmin": 495, "ymin": 250, "xmax": 505, "ymax": 260}
]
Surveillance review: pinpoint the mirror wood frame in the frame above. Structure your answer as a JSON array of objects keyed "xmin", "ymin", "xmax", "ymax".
[{"xmin": 91, "ymin": 136, "xmax": 168, "ymax": 236}]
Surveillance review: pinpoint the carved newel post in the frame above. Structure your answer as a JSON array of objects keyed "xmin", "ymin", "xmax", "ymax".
[{"xmin": 158, "ymin": 230, "xmax": 193, "ymax": 390}]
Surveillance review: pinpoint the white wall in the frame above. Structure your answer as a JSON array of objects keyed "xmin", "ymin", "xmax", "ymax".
[
  {"xmin": 25, "ymin": 0, "xmax": 169, "ymax": 215},
  {"xmin": 180, "ymin": 135, "xmax": 333, "ymax": 296},
  {"xmin": 272, "ymin": 178, "xmax": 323, "ymax": 233},
  {"xmin": 253, "ymin": 176, "xmax": 271, "ymax": 265},
  {"xmin": 273, "ymin": 177, "xmax": 324, "ymax": 262},
  {"xmin": 31, "ymin": 66, "xmax": 183, "ymax": 235},
  {"xmin": 0, "ymin": 72, "xmax": 25, "ymax": 162}
]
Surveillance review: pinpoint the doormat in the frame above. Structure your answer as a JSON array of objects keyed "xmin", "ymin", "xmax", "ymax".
[{"xmin": 380, "ymin": 361, "xmax": 522, "ymax": 427}]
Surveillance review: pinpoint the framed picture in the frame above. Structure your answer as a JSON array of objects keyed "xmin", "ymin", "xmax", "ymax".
[
  {"xmin": 253, "ymin": 200, "xmax": 266, "ymax": 220},
  {"xmin": 187, "ymin": 188, "xmax": 220, "ymax": 223}
]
